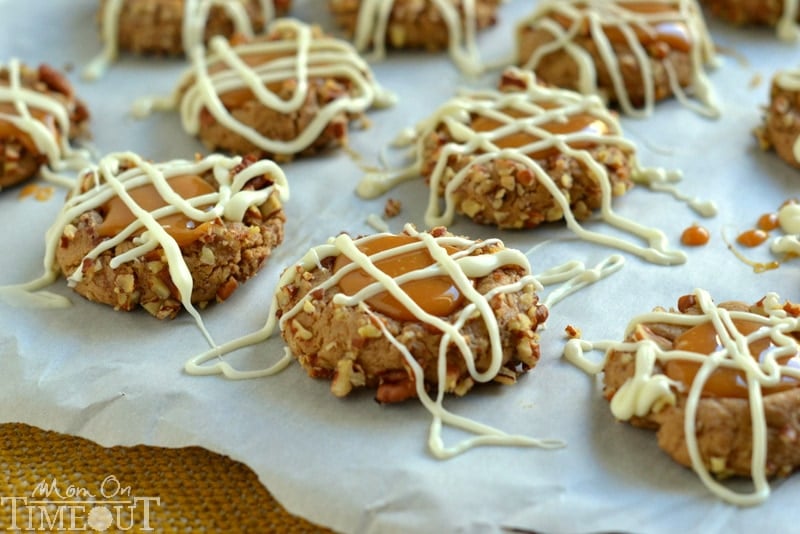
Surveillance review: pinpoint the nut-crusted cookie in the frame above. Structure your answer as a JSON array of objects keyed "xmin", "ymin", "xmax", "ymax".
[
  {"xmin": 357, "ymin": 68, "xmax": 687, "ymax": 265},
  {"xmin": 755, "ymin": 69, "xmax": 800, "ymax": 169},
  {"xmin": 143, "ymin": 18, "xmax": 394, "ymax": 162},
  {"xmin": 53, "ymin": 152, "xmax": 288, "ymax": 319},
  {"xmin": 0, "ymin": 60, "xmax": 90, "ymax": 188},
  {"xmin": 86, "ymin": 0, "xmax": 291, "ymax": 78},
  {"xmin": 516, "ymin": 0, "xmax": 719, "ymax": 117},
  {"xmin": 566, "ymin": 289, "xmax": 800, "ymax": 505},
  {"xmin": 274, "ymin": 225, "xmax": 548, "ymax": 404},
  {"xmin": 699, "ymin": 0, "xmax": 800, "ymax": 40},
  {"xmin": 328, "ymin": 0, "xmax": 500, "ymax": 74},
  {"xmin": 363, "ymin": 68, "xmax": 635, "ymax": 231}
]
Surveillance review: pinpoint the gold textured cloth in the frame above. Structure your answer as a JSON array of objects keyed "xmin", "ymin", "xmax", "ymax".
[{"xmin": 0, "ymin": 423, "xmax": 332, "ymax": 533}]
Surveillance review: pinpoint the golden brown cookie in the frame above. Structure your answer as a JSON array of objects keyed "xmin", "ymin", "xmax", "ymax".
[
  {"xmin": 152, "ymin": 18, "xmax": 394, "ymax": 162},
  {"xmin": 0, "ymin": 60, "xmax": 89, "ymax": 188},
  {"xmin": 54, "ymin": 152, "xmax": 288, "ymax": 319},
  {"xmin": 274, "ymin": 225, "xmax": 548, "ymax": 403},
  {"xmin": 516, "ymin": 0, "xmax": 719, "ymax": 116},
  {"xmin": 328, "ymin": 0, "xmax": 499, "ymax": 73},
  {"xmin": 567, "ymin": 289, "xmax": 800, "ymax": 505},
  {"xmin": 359, "ymin": 68, "xmax": 635, "ymax": 231},
  {"xmin": 700, "ymin": 0, "xmax": 800, "ymax": 40},
  {"xmin": 98, "ymin": 0, "xmax": 290, "ymax": 56},
  {"xmin": 86, "ymin": 0, "xmax": 291, "ymax": 79},
  {"xmin": 755, "ymin": 69, "xmax": 800, "ymax": 169}
]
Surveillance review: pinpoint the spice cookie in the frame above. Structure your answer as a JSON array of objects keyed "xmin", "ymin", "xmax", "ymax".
[
  {"xmin": 0, "ymin": 60, "xmax": 90, "ymax": 188},
  {"xmin": 364, "ymin": 68, "xmax": 635, "ymax": 231},
  {"xmin": 566, "ymin": 289, "xmax": 800, "ymax": 505},
  {"xmin": 53, "ymin": 152, "xmax": 289, "ymax": 319},
  {"xmin": 86, "ymin": 0, "xmax": 291, "ymax": 78},
  {"xmin": 699, "ymin": 0, "xmax": 800, "ymax": 40},
  {"xmin": 328, "ymin": 0, "xmax": 500, "ymax": 74},
  {"xmin": 274, "ymin": 225, "xmax": 548, "ymax": 404},
  {"xmin": 516, "ymin": 0, "xmax": 719, "ymax": 117},
  {"xmin": 141, "ymin": 18, "xmax": 394, "ymax": 162},
  {"xmin": 755, "ymin": 69, "xmax": 800, "ymax": 169}
]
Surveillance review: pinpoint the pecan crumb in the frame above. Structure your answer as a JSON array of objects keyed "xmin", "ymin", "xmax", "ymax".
[{"xmin": 565, "ymin": 324, "xmax": 581, "ymax": 339}]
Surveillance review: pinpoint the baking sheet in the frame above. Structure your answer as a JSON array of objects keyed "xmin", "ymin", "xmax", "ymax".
[{"xmin": 1, "ymin": 1, "xmax": 800, "ymax": 532}]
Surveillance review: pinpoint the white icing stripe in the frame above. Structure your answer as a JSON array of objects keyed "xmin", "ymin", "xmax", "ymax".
[
  {"xmin": 138, "ymin": 18, "xmax": 395, "ymax": 157},
  {"xmin": 349, "ymin": 0, "xmax": 488, "ymax": 75},
  {"xmin": 777, "ymin": 0, "xmax": 800, "ymax": 41},
  {"xmin": 0, "ymin": 59, "xmax": 90, "ymax": 181},
  {"xmin": 187, "ymin": 223, "xmax": 563, "ymax": 457},
  {"xmin": 517, "ymin": 0, "xmax": 719, "ymax": 117},
  {"xmin": 0, "ymin": 152, "xmax": 289, "ymax": 346},
  {"xmin": 84, "ymin": 0, "xmax": 278, "ymax": 80},
  {"xmin": 358, "ymin": 69, "xmax": 687, "ymax": 265},
  {"xmin": 564, "ymin": 288, "xmax": 800, "ymax": 506}
]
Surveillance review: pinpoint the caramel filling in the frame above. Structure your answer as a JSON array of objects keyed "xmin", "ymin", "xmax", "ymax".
[
  {"xmin": 470, "ymin": 106, "xmax": 608, "ymax": 158},
  {"xmin": 97, "ymin": 174, "xmax": 216, "ymax": 247},
  {"xmin": 0, "ymin": 102, "xmax": 59, "ymax": 154},
  {"xmin": 666, "ymin": 319, "xmax": 799, "ymax": 398},
  {"xmin": 208, "ymin": 50, "xmax": 292, "ymax": 109},
  {"xmin": 554, "ymin": 2, "xmax": 692, "ymax": 53},
  {"xmin": 333, "ymin": 235, "xmax": 464, "ymax": 321}
]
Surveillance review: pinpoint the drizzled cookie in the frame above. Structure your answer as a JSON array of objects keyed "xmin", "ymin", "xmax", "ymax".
[
  {"xmin": 700, "ymin": 0, "xmax": 800, "ymax": 41},
  {"xmin": 0, "ymin": 60, "xmax": 90, "ymax": 188},
  {"xmin": 138, "ymin": 19, "xmax": 394, "ymax": 162},
  {"xmin": 755, "ymin": 69, "xmax": 800, "ymax": 169},
  {"xmin": 516, "ymin": 0, "xmax": 719, "ymax": 117},
  {"xmin": 328, "ymin": 0, "xmax": 500, "ymax": 74},
  {"xmin": 358, "ymin": 68, "xmax": 686, "ymax": 265},
  {"xmin": 86, "ymin": 0, "xmax": 291, "ymax": 78},
  {"xmin": 52, "ymin": 152, "xmax": 288, "ymax": 319},
  {"xmin": 274, "ymin": 225, "xmax": 548, "ymax": 404},
  {"xmin": 566, "ymin": 289, "xmax": 800, "ymax": 505}
]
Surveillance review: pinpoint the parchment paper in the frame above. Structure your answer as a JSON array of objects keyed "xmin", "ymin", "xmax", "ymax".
[{"xmin": 1, "ymin": 1, "xmax": 799, "ymax": 532}]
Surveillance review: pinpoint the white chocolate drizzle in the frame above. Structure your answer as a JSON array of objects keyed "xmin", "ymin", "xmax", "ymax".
[
  {"xmin": 84, "ymin": 0, "xmax": 278, "ymax": 80},
  {"xmin": 0, "ymin": 151, "xmax": 289, "ymax": 346},
  {"xmin": 774, "ymin": 69, "xmax": 800, "ymax": 164},
  {"xmin": 777, "ymin": 0, "xmax": 800, "ymax": 41},
  {"xmin": 0, "ymin": 59, "xmax": 91, "ymax": 185},
  {"xmin": 516, "ymin": 0, "xmax": 720, "ymax": 117},
  {"xmin": 357, "ymin": 70, "xmax": 687, "ymax": 265},
  {"xmin": 535, "ymin": 254, "xmax": 625, "ymax": 309},
  {"xmin": 187, "ymin": 223, "xmax": 564, "ymax": 458},
  {"xmin": 134, "ymin": 18, "xmax": 395, "ymax": 158},
  {"xmin": 564, "ymin": 288, "xmax": 800, "ymax": 506},
  {"xmin": 771, "ymin": 201, "xmax": 800, "ymax": 256},
  {"xmin": 346, "ymin": 0, "xmax": 488, "ymax": 75}
]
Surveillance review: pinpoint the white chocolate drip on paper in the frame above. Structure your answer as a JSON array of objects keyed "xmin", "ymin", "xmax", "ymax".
[
  {"xmin": 134, "ymin": 18, "xmax": 395, "ymax": 157},
  {"xmin": 0, "ymin": 152, "xmax": 289, "ymax": 345},
  {"xmin": 633, "ymin": 166, "xmax": 717, "ymax": 217},
  {"xmin": 349, "ymin": 0, "xmax": 486, "ymax": 75},
  {"xmin": 774, "ymin": 69, "xmax": 800, "ymax": 164},
  {"xmin": 564, "ymin": 289, "xmax": 800, "ymax": 506},
  {"xmin": 0, "ymin": 59, "xmax": 91, "ymax": 185},
  {"xmin": 187, "ymin": 223, "xmax": 564, "ymax": 458},
  {"xmin": 516, "ymin": 0, "xmax": 720, "ymax": 118},
  {"xmin": 83, "ymin": 0, "xmax": 277, "ymax": 80},
  {"xmin": 535, "ymin": 254, "xmax": 625, "ymax": 309},
  {"xmin": 357, "ymin": 70, "xmax": 687, "ymax": 265},
  {"xmin": 770, "ymin": 201, "xmax": 800, "ymax": 256}
]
